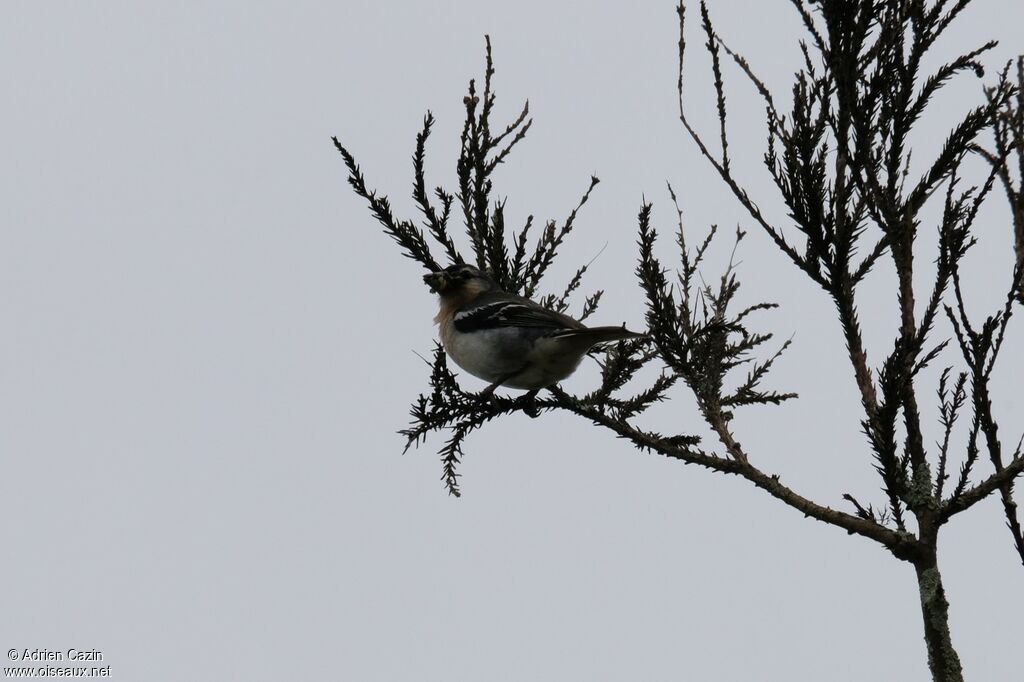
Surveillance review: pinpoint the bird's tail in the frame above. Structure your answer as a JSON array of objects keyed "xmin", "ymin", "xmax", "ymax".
[{"xmin": 554, "ymin": 325, "xmax": 645, "ymax": 347}]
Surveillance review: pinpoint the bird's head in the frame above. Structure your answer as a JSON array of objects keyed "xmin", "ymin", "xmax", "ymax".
[{"xmin": 423, "ymin": 263, "xmax": 496, "ymax": 301}]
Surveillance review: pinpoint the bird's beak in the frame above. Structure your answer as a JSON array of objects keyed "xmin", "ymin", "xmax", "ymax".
[{"xmin": 423, "ymin": 271, "xmax": 448, "ymax": 292}]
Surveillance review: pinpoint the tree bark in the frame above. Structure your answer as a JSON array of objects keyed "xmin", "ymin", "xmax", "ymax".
[{"xmin": 914, "ymin": 549, "xmax": 964, "ymax": 682}]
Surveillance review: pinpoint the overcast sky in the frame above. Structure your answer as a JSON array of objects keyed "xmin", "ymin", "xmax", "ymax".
[{"xmin": 2, "ymin": 1, "xmax": 1023, "ymax": 680}]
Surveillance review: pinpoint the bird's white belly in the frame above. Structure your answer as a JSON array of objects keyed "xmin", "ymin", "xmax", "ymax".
[
  {"xmin": 440, "ymin": 322, "xmax": 585, "ymax": 390},
  {"xmin": 442, "ymin": 326, "xmax": 521, "ymax": 384}
]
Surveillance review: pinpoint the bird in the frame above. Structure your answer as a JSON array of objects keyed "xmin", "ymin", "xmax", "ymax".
[{"xmin": 423, "ymin": 263, "xmax": 643, "ymax": 399}]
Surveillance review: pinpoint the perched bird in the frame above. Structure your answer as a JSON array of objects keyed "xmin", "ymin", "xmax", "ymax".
[{"xmin": 424, "ymin": 263, "xmax": 643, "ymax": 397}]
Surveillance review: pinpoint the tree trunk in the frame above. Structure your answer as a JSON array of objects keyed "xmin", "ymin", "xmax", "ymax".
[{"xmin": 914, "ymin": 550, "xmax": 964, "ymax": 682}]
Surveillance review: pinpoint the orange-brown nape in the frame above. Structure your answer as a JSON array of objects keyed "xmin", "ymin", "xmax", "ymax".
[{"xmin": 423, "ymin": 264, "xmax": 496, "ymax": 324}]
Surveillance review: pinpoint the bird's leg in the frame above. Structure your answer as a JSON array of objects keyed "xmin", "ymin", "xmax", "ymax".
[
  {"xmin": 476, "ymin": 370, "xmax": 522, "ymax": 406},
  {"xmin": 478, "ymin": 381, "xmax": 502, "ymax": 399},
  {"xmin": 476, "ymin": 381, "xmax": 502, "ymax": 407},
  {"xmin": 475, "ymin": 363, "xmax": 532, "ymax": 406}
]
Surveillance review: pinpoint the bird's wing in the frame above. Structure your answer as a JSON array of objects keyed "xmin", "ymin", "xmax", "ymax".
[{"xmin": 453, "ymin": 293, "xmax": 583, "ymax": 334}]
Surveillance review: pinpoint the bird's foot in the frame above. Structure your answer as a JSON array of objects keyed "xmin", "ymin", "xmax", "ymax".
[
  {"xmin": 519, "ymin": 390, "xmax": 541, "ymax": 419},
  {"xmin": 473, "ymin": 383, "xmax": 501, "ymax": 409}
]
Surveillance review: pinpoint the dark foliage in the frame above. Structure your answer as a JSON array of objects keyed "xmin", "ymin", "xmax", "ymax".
[
  {"xmin": 977, "ymin": 57, "xmax": 1024, "ymax": 306},
  {"xmin": 677, "ymin": 0, "xmax": 1024, "ymax": 558},
  {"xmin": 334, "ymin": 39, "xmax": 699, "ymax": 496},
  {"xmin": 675, "ymin": 1, "xmax": 1023, "ymax": 678},
  {"xmin": 637, "ymin": 188, "xmax": 797, "ymax": 464},
  {"xmin": 337, "ymin": 4, "xmax": 1023, "ymax": 679}
]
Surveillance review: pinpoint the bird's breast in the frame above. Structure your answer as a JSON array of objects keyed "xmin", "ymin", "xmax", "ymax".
[{"xmin": 438, "ymin": 318, "xmax": 534, "ymax": 384}]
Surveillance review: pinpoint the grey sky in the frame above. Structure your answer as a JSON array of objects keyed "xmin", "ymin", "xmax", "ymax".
[{"xmin": 2, "ymin": 1, "xmax": 1022, "ymax": 680}]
